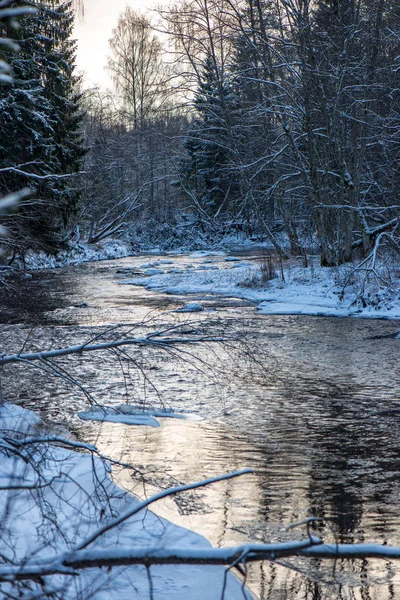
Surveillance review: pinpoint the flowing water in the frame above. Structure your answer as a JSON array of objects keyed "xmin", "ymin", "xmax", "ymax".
[{"xmin": 1, "ymin": 253, "xmax": 400, "ymax": 599}]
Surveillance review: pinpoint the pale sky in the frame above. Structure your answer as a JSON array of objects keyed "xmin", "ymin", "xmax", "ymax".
[{"xmin": 73, "ymin": 0, "xmax": 167, "ymax": 90}]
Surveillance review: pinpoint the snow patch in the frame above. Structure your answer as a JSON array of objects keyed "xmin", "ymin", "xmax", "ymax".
[
  {"xmin": 175, "ymin": 302, "xmax": 204, "ymax": 313},
  {"xmin": 121, "ymin": 258, "xmax": 400, "ymax": 320},
  {"xmin": 143, "ymin": 267, "xmax": 165, "ymax": 275},
  {"xmin": 0, "ymin": 402, "xmax": 250, "ymax": 599},
  {"xmin": 0, "ymin": 402, "xmax": 42, "ymax": 435},
  {"xmin": 140, "ymin": 262, "xmax": 158, "ymax": 268},
  {"xmin": 24, "ymin": 239, "xmax": 135, "ymax": 270},
  {"xmin": 78, "ymin": 405, "xmax": 205, "ymax": 427}
]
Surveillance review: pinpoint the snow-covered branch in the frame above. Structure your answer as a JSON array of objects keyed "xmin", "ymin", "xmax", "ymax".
[
  {"xmin": 0, "ymin": 540, "xmax": 317, "ymax": 580},
  {"xmin": 0, "ymin": 3, "xmax": 37, "ymax": 82},
  {"xmin": 0, "ymin": 167, "xmax": 85, "ymax": 180},
  {"xmin": 0, "ymin": 187, "xmax": 31, "ymax": 213},
  {"xmin": 7, "ymin": 540, "xmax": 400, "ymax": 582},
  {"xmin": 0, "ymin": 334, "xmax": 224, "ymax": 366}
]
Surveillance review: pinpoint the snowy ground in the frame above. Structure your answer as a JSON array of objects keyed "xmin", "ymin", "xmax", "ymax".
[
  {"xmin": 0, "ymin": 402, "xmax": 252, "ymax": 599},
  {"xmin": 10, "ymin": 234, "xmax": 400, "ymax": 322},
  {"xmin": 120, "ymin": 252, "xmax": 400, "ymax": 320},
  {"xmin": 22, "ymin": 239, "xmax": 136, "ymax": 270},
  {"xmin": 20, "ymin": 237, "xmax": 400, "ymax": 319}
]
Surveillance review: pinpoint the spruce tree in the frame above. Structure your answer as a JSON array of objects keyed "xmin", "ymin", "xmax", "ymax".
[
  {"xmin": 183, "ymin": 54, "xmax": 240, "ymax": 218},
  {"xmin": 0, "ymin": 0, "xmax": 84, "ymax": 252},
  {"xmin": 40, "ymin": 1, "xmax": 86, "ymax": 233}
]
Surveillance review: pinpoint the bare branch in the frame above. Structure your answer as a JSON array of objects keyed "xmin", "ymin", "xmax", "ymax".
[
  {"xmin": 0, "ymin": 334, "xmax": 225, "ymax": 366},
  {"xmin": 75, "ymin": 468, "xmax": 253, "ymax": 551},
  {"xmin": 0, "ymin": 167, "xmax": 85, "ymax": 180}
]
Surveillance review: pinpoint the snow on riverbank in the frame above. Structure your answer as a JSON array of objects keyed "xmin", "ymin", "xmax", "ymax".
[
  {"xmin": 8, "ymin": 235, "xmax": 400, "ymax": 320},
  {"xmin": 16, "ymin": 235, "xmax": 263, "ymax": 271},
  {"xmin": 120, "ymin": 256, "xmax": 400, "ymax": 320},
  {"xmin": 0, "ymin": 402, "xmax": 252, "ymax": 600},
  {"xmin": 23, "ymin": 239, "xmax": 136, "ymax": 270}
]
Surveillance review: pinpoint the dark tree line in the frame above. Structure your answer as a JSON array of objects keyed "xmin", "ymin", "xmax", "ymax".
[{"xmin": 78, "ymin": 0, "xmax": 399, "ymax": 266}]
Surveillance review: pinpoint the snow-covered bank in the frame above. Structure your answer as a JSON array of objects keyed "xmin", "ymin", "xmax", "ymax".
[
  {"xmin": 22, "ymin": 239, "xmax": 136, "ymax": 270},
  {"xmin": 120, "ymin": 256, "xmax": 400, "ymax": 320},
  {"xmin": 15, "ymin": 231, "xmax": 270, "ymax": 272},
  {"xmin": 9, "ymin": 236, "xmax": 400, "ymax": 320},
  {"xmin": 0, "ymin": 402, "xmax": 252, "ymax": 600}
]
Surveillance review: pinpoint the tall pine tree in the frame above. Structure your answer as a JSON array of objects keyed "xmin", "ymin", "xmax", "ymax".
[{"xmin": 0, "ymin": 0, "xmax": 85, "ymax": 253}]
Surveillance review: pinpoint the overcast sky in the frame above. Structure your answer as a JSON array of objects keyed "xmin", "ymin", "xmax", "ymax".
[{"xmin": 73, "ymin": 0, "xmax": 166, "ymax": 89}]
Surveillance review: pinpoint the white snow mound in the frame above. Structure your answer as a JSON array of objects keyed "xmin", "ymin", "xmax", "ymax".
[{"xmin": 175, "ymin": 302, "xmax": 204, "ymax": 313}]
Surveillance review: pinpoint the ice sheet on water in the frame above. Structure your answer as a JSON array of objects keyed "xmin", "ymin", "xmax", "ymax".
[
  {"xmin": 78, "ymin": 404, "xmax": 204, "ymax": 427},
  {"xmin": 78, "ymin": 410, "xmax": 161, "ymax": 427},
  {"xmin": 231, "ymin": 262, "xmax": 251, "ymax": 268},
  {"xmin": 143, "ymin": 268, "xmax": 165, "ymax": 275},
  {"xmin": 189, "ymin": 251, "xmax": 211, "ymax": 258}
]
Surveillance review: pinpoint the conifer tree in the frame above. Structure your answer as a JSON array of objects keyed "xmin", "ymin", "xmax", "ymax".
[
  {"xmin": 183, "ymin": 54, "xmax": 240, "ymax": 218},
  {"xmin": 0, "ymin": 0, "xmax": 84, "ymax": 252}
]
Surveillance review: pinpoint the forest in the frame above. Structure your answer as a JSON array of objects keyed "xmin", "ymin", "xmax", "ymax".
[
  {"xmin": 1, "ymin": 0, "xmax": 399, "ymax": 269},
  {"xmin": 1, "ymin": 1, "xmax": 400, "ymax": 599}
]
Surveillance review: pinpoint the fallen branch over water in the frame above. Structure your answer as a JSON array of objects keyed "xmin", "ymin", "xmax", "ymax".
[
  {"xmin": 0, "ymin": 334, "xmax": 224, "ymax": 365},
  {"xmin": 6, "ymin": 541, "xmax": 400, "ymax": 581}
]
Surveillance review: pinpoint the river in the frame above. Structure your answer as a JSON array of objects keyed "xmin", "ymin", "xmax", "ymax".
[{"xmin": 1, "ymin": 253, "xmax": 400, "ymax": 599}]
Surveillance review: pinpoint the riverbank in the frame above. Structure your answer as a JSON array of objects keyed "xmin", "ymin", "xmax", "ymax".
[
  {"xmin": 23, "ymin": 238, "xmax": 137, "ymax": 269},
  {"xmin": 0, "ymin": 402, "xmax": 252, "ymax": 599},
  {"xmin": 6, "ymin": 238, "xmax": 400, "ymax": 320},
  {"xmin": 16, "ymin": 233, "xmax": 263, "ymax": 270},
  {"xmin": 120, "ymin": 252, "xmax": 400, "ymax": 320}
]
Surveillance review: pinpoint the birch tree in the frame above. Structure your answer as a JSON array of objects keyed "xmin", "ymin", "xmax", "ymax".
[{"xmin": 107, "ymin": 8, "xmax": 168, "ymax": 129}]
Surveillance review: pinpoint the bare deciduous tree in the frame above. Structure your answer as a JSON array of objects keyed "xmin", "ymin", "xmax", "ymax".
[{"xmin": 107, "ymin": 8, "xmax": 169, "ymax": 129}]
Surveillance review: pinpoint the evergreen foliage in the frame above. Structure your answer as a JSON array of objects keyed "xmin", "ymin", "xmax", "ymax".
[
  {"xmin": 183, "ymin": 54, "xmax": 241, "ymax": 217},
  {"xmin": 0, "ymin": 0, "xmax": 85, "ymax": 252}
]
